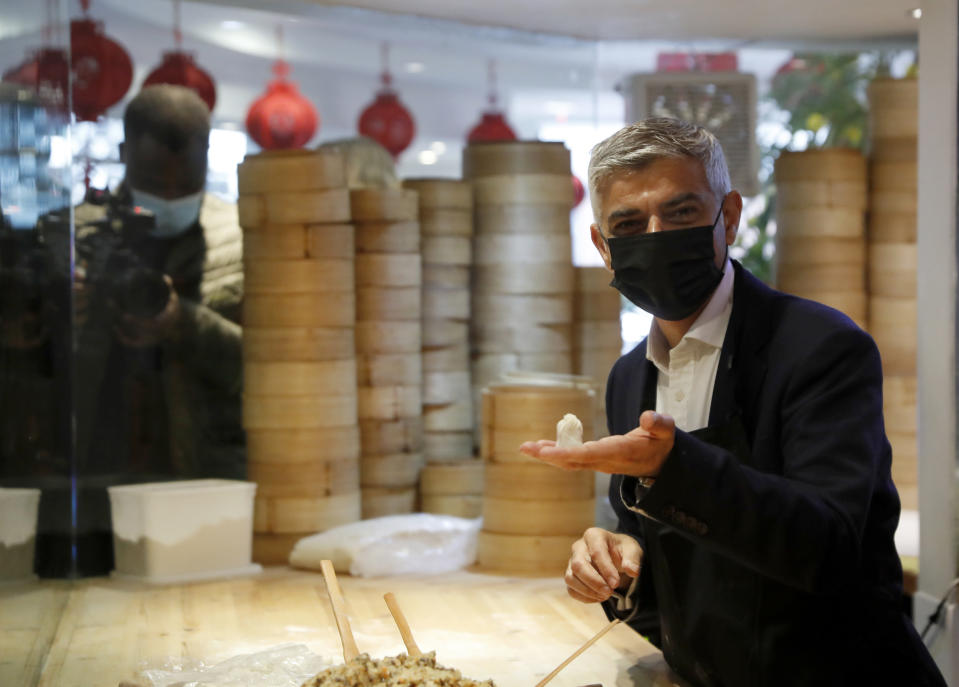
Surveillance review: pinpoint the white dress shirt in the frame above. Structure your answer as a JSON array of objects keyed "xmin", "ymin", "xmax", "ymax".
[{"xmin": 645, "ymin": 258, "xmax": 735, "ymax": 432}]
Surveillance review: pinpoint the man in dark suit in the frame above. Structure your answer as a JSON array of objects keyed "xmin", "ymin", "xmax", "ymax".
[{"xmin": 521, "ymin": 118, "xmax": 943, "ymax": 686}]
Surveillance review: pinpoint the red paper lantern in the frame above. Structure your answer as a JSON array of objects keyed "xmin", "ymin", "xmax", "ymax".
[
  {"xmin": 467, "ymin": 111, "xmax": 517, "ymax": 143},
  {"xmin": 69, "ymin": 17, "xmax": 133, "ymax": 121},
  {"xmin": 246, "ymin": 60, "xmax": 318, "ymax": 150},
  {"xmin": 358, "ymin": 86, "xmax": 415, "ymax": 159},
  {"xmin": 571, "ymin": 175, "xmax": 585, "ymax": 210},
  {"xmin": 143, "ymin": 51, "xmax": 216, "ymax": 111},
  {"xmin": 2, "ymin": 48, "xmax": 70, "ymax": 112}
]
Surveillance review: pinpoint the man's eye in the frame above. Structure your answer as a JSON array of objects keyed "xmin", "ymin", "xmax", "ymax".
[
  {"xmin": 613, "ymin": 220, "xmax": 645, "ymax": 234},
  {"xmin": 672, "ymin": 206, "xmax": 698, "ymax": 219}
]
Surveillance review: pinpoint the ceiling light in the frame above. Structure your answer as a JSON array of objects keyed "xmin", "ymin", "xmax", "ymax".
[
  {"xmin": 221, "ymin": 20, "xmax": 244, "ymax": 30},
  {"xmin": 430, "ymin": 141, "xmax": 446, "ymax": 154},
  {"xmin": 405, "ymin": 62, "xmax": 425, "ymax": 73},
  {"xmin": 908, "ymin": 7, "xmax": 921, "ymax": 19},
  {"xmin": 418, "ymin": 150, "xmax": 438, "ymax": 165}
]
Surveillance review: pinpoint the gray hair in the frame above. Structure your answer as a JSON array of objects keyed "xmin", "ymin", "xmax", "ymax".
[{"xmin": 588, "ymin": 117, "xmax": 731, "ymax": 226}]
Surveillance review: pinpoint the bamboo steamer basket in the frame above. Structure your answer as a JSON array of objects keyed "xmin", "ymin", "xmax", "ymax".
[
  {"xmin": 803, "ymin": 291, "xmax": 867, "ymax": 326},
  {"xmin": 775, "ymin": 237, "xmax": 866, "ymax": 266},
  {"xmin": 422, "ymin": 344, "xmax": 469, "ymax": 372},
  {"xmin": 360, "ymin": 417, "xmax": 424, "ymax": 456},
  {"xmin": 422, "ymin": 289, "xmax": 470, "ymax": 320},
  {"xmin": 775, "ymin": 208, "xmax": 865, "ymax": 239},
  {"xmin": 869, "ymin": 297, "xmax": 917, "ymax": 375},
  {"xmin": 573, "ymin": 322, "xmax": 622, "ymax": 351},
  {"xmin": 884, "ymin": 375, "xmax": 917, "ymax": 435},
  {"xmin": 870, "ymin": 192, "xmax": 918, "ymax": 216},
  {"xmin": 473, "ymin": 234, "xmax": 572, "ymax": 265},
  {"xmin": 420, "ymin": 495, "xmax": 483, "ymax": 519},
  {"xmin": 575, "ymin": 348, "xmax": 621, "ymax": 386},
  {"xmin": 355, "ymin": 254, "xmax": 422, "ymax": 288},
  {"xmin": 355, "ymin": 221, "xmax": 421, "ymax": 254},
  {"xmin": 249, "ymin": 458, "xmax": 360, "ymax": 499},
  {"xmin": 360, "ymin": 453, "xmax": 424, "ymax": 487},
  {"xmin": 243, "ymin": 292, "xmax": 355, "ymax": 328},
  {"xmin": 355, "ymin": 322, "xmax": 421, "ymax": 354},
  {"xmin": 483, "ymin": 497, "xmax": 595, "ymax": 536},
  {"xmin": 254, "ymin": 491, "xmax": 361, "ymax": 533},
  {"xmin": 474, "ymin": 264, "xmax": 575, "ymax": 295},
  {"xmin": 576, "ymin": 266, "xmax": 616, "ymax": 293},
  {"xmin": 477, "ymin": 531, "xmax": 577, "ymax": 575},
  {"xmin": 423, "ymin": 401, "xmax": 473, "ymax": 431},
  {"xmin": 246, "ymin": 426, "xmax": 360, "ymax": 464},
  {"xmin": 263, "ymin": 189, "xmax": 352, "ymax": 225},
  {"xmin": 422, "ymin": 236, "xmax": 472, "ymax": 266},
  {"xmin": 472, "ymin": 174, "xmax": 574, "ymax": 206},
  {"xmin": 418, "ymin": 209, "xmax": 473, "ymax": 237},
  {"xmin": 422, "ymin": 431, "xmax": 474, "ymax": 460},
  {"xmin": 423, "ymin": 265, "xmax": 470, "ymax": 289},
  {"xmin": 423, "ymin": 321, "xmax": 470, "ymax": 348},
  {"xmin": 472, "ymin": 323, "xmax": 572, "ymax": 355},
  {"xmin": 481, "ymin": 383, "xmax": 594, "ymax": 431},
  {"xmin": 252, "ymin": 533, "xmax": 307, "ymax": 565},
  {"xmin": 871, "ymin": 161, "xmax": 918, "ymax": 192},
  {"xmin": 472, "ymin": 353, "xmax": 574, "ymax": 389},
  {"xmin": 420, "ymin": 460, "xmax": 484, "ymax": 495},
  {"xmin": 237, "ymin": 149, "xmax": 346, "ymax": 194},
  {"xmin": 350, "ymin": 188, "xmax": 418, "ymax": 222},
  {"xmin": 867, "ymin": 243, "xmax": 917, "ymax": 298},
  {"xmin": 871, "ymin": 138, "xmax": 917, "ymax": 163},
  {"xmin": 777, "ymin": 181, "xmax": 867, "ymax": 210},
  {"xmin": 237, "ymin": 195, "xmax": 266, "ymax": 229},
  {"xmin": 424, "ymin": 371, "xmax": 472, "ymax": 405},
  {"xmin": 574, "ymin": 291, "xmax": 622, "ymax": 322},
  {"xmin": 242, "ymin": 224, "xmax": 354, "ymax": 260},
  {"xmin": 357, "ymin": 353, "xmax": 422, "ymax": 387},
  {"xmin": 243, "ymin": 394, "xmax": 357, "ymax": 430},
  {"xmin": 474, "ymin": 204, "xmax": 572, "ymax": 235},
  {"xmin": 357, "ymin": 385, "xmax": 422, "ymax": 421},
  {"xmin": 244, "ymin": 259, "xmax": 354, "ymax": 294},
  {"xmin": 244, "ymin": 360, "xmax": 357, "ymax": 397},
  {"xmin": 776, "ymin": 263, "xmax": 865, "ymax": 294},
  {"xmin": 356, "ymin": 287, "xmax": 422, "ymax": 322},
  {"xmin": 243, "ymin": 327, "xmax": 355, "ymax": 362},
  {"xmin": 869, "ymin": 212, "xmax": 917, "ymax": 244},
  {"xmin": 361, "ymin": 487, "xmax": 417, "ymax": 518},
  {"xmin": 774, "ymin": 148, "xmax": 867, "ymax": 184},
  {"xmin": 402, "ymin": 178, "xmax": 472, "ymax": 210},
  {"xmin": 485, "ymin": 463, "xmax": 595, "ymax": 500},
  {"xmin": 463, "ymin": 141, "xmax": 571, "ymax": 178},
  {"xmin": 868, "ymin": 77, "xmax": 918, "ymax": 140},
  {"xmin": 472, "ymin": 294, "xmax": 573, "ymax": 325}
]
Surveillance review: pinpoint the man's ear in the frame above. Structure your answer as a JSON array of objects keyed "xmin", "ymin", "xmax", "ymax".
[
  {"xmin": 590, "ymin": 223, "xmax": 612, "ymax": 270},
  {"xmin": 723, "ymin": 191, "xmax": 743, "ymax": 245}
]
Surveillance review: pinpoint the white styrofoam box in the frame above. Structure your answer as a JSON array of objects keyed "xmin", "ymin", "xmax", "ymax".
[
  {"xmin": 0, "ymin": 487, "xmax": 40, "ymax": 582},
  {"xmin": 107, "ymin": 479, "xmax": 261, "ymax": 584}
]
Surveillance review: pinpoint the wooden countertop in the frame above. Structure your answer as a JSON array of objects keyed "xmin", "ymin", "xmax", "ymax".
[{"xmin": 1, "ymin": 567, "xmax": 685, "ymax": 687}]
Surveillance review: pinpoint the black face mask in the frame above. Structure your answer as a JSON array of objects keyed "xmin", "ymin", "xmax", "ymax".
[{"xmin": 606, "ymin": 205, "xmax": 726, "ymax": 321}]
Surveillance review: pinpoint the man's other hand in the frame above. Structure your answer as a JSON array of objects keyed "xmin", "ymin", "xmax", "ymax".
[{"xmin": 566, "ymin": 527, "xmax": 642, "ymax": 603}]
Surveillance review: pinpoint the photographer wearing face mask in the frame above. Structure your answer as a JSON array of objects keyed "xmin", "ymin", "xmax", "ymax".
[{"xmin": 521, "ymin": 118, "xmax": 943, "ymax": 686}]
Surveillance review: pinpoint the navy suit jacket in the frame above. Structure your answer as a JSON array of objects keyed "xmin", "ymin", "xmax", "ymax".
[{"xmin": 603, "ymin": 262, "xmax": 943, "ymax": 686}]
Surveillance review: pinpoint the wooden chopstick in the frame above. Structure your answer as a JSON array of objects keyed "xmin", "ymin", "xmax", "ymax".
[
  {"xmin": 320, "ymin": 559, "xmax": 360, "ymax": 663},
  {"xmin": 384, "ymin": 592, "xmax": 423, "ymax": 657},
  {"xmin": 533, "ymin": 619, "xmax": 621, "ymax": 687}
]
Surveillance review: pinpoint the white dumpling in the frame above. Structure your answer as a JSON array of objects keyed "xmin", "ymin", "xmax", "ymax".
[{"xmin": 555, "ymin": 413, "xmax": 584, "ymax": 448}]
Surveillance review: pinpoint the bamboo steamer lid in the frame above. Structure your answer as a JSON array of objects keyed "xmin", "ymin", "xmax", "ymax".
[
  {"xmin": 360, "ymin": 417, "xmax": 424, "ymax": 455},
  {"xmin": 357, "ymin": 287, "xmax": 422, "ymax": 322},
  {"xmin": 473, "ymin": 264, "xmax": 575, "ymax": 295},
  {"xmin": 350, "ymin": 188, "xmax": 418, "ymax": 222},
  {"xmin": 871, "ymin": 138, "xmax": 917, "ymax": 163},
  {"xmin": 355, "ymin": 321, "xmax": 422, "ymax": 354},
  {"xmin": 871, "ymin": 161, "xmax": 918, "ymax": 192},
  {"xmin": 483, "ymin": 497, "xmax": 595, "ymax": 536},
  {"xmin": 243, "ymin": 394, "xmax": 358, "ymax": 430},
  {"xmin": 574, "ymin": 292, "xmax": 621, "ymax": 322},
  {"xmin": 485, "ymin": 463, "xmax": 594, "ymax": 500},
  {"xmin": 868, "ymin": 243, "xmax": 917, "ymax": 298},
  {"xmin": 358, "ymin": 385, "xmax": 422, "ymax": 420},
  {"xmin": 255, "ymin": 491, "xmax": 361, "ymax": 533},
  {"xmin": 249, "ymin": 457, "xmax": 360, "ymax": 499},
  {"xmin": 473, "ymin": 234, "xmax": 572, "ymax": 265},
  {"xmin": 474, "ymin": 203, "xmax": 571, "ymax": 235},
  {"xmin": 573, "ymin": 322, "xmax": 622, "ymax": 351},
  {"xmin": 424, "ymin": 371, "xmax": 472, "ymax": 405},
  {"xmin": 463, "ymin": 141, "xmax": 570, "ymax": 178},
  {"xmin": 357, "ymin": 353, "xmax": 422, "ymax": 386},
  {"xmin": 776, "ymin": 208, "xmax": 865, "ymax": 239},
  {"xmin": 481, "ymin": 384, "xmax": 595, "ymax": 431},
  {"xmin": 418, "ymin": 209, "xmax": 473, "ymax": 237},
  {"xmin": 262, "ymin": 189, "xmax": 351, "ymax": 225},
  {"xmin": 870, "ymin": 191, "xmax": 918, "ymax": 216},
  {"xmin": 243, "ymin": 327, "xmax": 355, "ymax": 362},
  {"xmin": 423, "ymin": 289, "xmax": 470, "ymax": 320},
  {"xmin": 472, "ymin": 174, "xmax": 574, "ymax": 207},
  {"xmin": 423, "ymin": 320, "xmax": 469, "ymax": 348},
  {"xmin": 243, "ymin": 224, "xmax": 354, "ymax": 260},
  {"xmin": 252, "ymin": 533, "xmax": 304, "ymax": 565},
  {"xmin": 402, "ymin": 178, "xmax": 472, "ymax": 210},
  {"xmin": 776, "ymin": 263, "xmax": 865, "ymax": 294},
  {"xmin": 868, "ymin": 77, "xmax": 918, "ymax": 139},
  {"xmin": 422, "ymin": 236, "xmax": 472, "ymax": 266},
  {"xmin": 361, "ymin": 487, "xmax": 417, "ymax": 518},
  {"xmin": 422, "ymin": 343, "xmax": 469, "ymax": 372},
  {"xmin": 420, "ymin": 495, "xmax": 483, "ymax": 519},
  {"xmin": 473, "ymin": 323, "xmax": 572, "ymax": 355},
  {"xmin": 884, "ymin": 375, "xmax": 917, "ymax": 434},
  {"xmin": 355, "ymin": 254, "xmax": 422, "ymax": 288},
  {"xmin": 360, "ymin": 453, "xmax": 424, "ymax": 487},
  {"xmin": 423, "ymin": 264, "xmax": 470, "ymax": 290},
  {"xmin": 423, "ymin": 431, "xmax": 474, "ymax": 460},
  {"xmin": 774, "ymin": 148, "xmax": 867, "ymax": 183},
  {"xmin": 476, "ymin": 531, "xmax": 576, "ymax": 574},
  {"xmin": 245, "ymin": 258, "xmax": 354, "ymax": 294},
  {"xmin": 238, "ymin": 149, "xmax": 346, "ymax": 194},
  {"xmin": 244, "ymin": 360, "xmax": 357, "ymax": 397},
  {"xmin": 246, "ymin": 426, "xmax": 360, "ymax": 464},
  {"xmin": 243, "ymin": 292, "xmax": 355, "ymax": 328},
  {"xmin": 869, "ymin": 212, "xmax": 917, "ymax": 243},
  {"xmin": 423, "ymin": 401, "xmax": 473, "ymax": 431},
  {"xmin": 420, "ymin": 460, "xmax": 484, "ymax": 495},
  {"xmin": 238, "ymin": 195, "xmax": 265, "ymax": 229},
  {"xmin": 775, "ymin": 236, "xmax": 866, "ymax": 266},
  {"xmin": 472, "ymin": 294, "xmax": 573, "ymax": 325},
  {"xmin": 869, "ymin": 297, "xmax": 917, "ymax": 374},
  {"xmin": 777, "ymin": 180, "xmax": 867, "ymax": 210},
  {"xmin": 355, "ymin": 221, "xmax": 421, "ymax": 254},
  {"xmin": 576, "ymin": 267, "xmax": 616, "ymax": 293}
]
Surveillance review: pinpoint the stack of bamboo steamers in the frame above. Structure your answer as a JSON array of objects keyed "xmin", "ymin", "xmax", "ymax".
[
  {"xmin": 573, "ymin": 267, "xmax": 622, "ymax": 438},
  {"xmin": 868, "ymin": 76, "xmax": 919, "ymax": 510},
  {"xmin": 351, "ymin": 188, "xmax": 424, "ymax": 518},
  {"xmin": 403, "ymin": 179, "xmax": 484, "ymax": 518},
  {"xmin": 237, "ymin": 149, "xmax": 361, "ymax": 564}
]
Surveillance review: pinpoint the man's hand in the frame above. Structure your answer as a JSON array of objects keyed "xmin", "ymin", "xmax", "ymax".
[
  {"xmin": 566, "ymin": 527, "xmax": 642, "ymax": 603},
  {"xmin": 519, "ymin": 410, "xmax": 676, "ymax": 477},
  {"xmin": 114, "ymin": 275, "xmax": 182, "ymax": 348}
]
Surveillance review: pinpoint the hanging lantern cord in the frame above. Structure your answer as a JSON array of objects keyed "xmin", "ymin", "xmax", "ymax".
[
  {"xmin": 488, "ymin": 59, "xmax": 499, "ymax": 109},
  {"xmin": 381, "ymin": 41, "xmax": 392, "ymax": 89},
  {"xmin": 80, "ymin": 0, "xmax": 91, "ymax": 15},
  {"xmin": 173, "ymin": 0, "xmax": 182, "ymax": 48}
]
